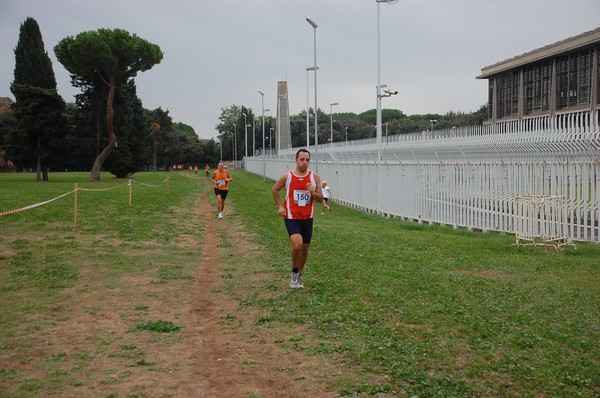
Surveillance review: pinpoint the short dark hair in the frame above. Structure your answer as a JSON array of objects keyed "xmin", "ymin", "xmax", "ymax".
[{"xmin": 295, "ymin": 149, "xmax": 311, "ymax": 159}]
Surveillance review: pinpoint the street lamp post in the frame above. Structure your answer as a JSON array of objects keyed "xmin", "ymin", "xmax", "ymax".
[
  {"xmin": 306, "ymin": 17, "xmax": 319, "ymax": 172},
  {"xmin": 345, "ymin": 127, "xmax": 348, "ymax": 145},
  {"xmin": 230, "ymin": 132, "xmax": 234, "ymax": 161},
  {"xmin": 242, "ymin": 113, "xmax": 247, "ymax": 158},
  {"xmin": 385, "ymin": 123, "xmax": 388, "ymax": 145},
  {"xmin": 258, "ymin": 90, "xmax": 266, "ymax": 181},
  {"xmin": 430, "ymin": 119, "xmax": 437, "ymax": 134},
  {"xmin": 269, "ymin": 127, "xmax": 273, "ymax": 156},
  {"xmin": 232, "ymin": 123, "xmax": 237, "ymax": 165},
  {"xmin": 376, "ymin": 0, "xmax": 398, "ymax": 160},
  {"xmin": 306, "ymin": 68, "xmax": 310, "ymax": 149},
  {"xmin": 222, "ymin": 132, "xmax": 231, "ymax": 161},
  {"xmin": 375, "ymin": 0, "xmax": 398, "ymax": 215},
  {"xmin": 264, "ymin": 131, "xmax": 268, "ymax": 152},
  {"xmin": 306, "ymin": 66, "xmax": 319, "ymax": 150},
  {"xmin": 330, "ymin": 102, "xmax": 338, "ymax": 147},
  {"xmin": 252, "ymin": 118, "xmax": 256, "ymax": 157},
  {"xmin": 218, "ymin": 136, "xmax": 222, "ymax": 161}
]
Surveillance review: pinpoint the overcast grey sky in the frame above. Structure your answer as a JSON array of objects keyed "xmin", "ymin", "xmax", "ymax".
[{"xmin": 1, "ymin": 0, "xmax": 599, "ymax": 139}]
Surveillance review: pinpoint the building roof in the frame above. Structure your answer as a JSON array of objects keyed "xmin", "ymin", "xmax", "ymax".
[{"xmin": 477, "ymin": 26, "xmax": 600, "ymax": 79}]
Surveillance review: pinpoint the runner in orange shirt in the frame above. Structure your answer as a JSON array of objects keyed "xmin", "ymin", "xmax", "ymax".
[
  {"xmin": 210, "ymin": 162, "xmax": 233, "ymax": 219},
  {"xmin": 272, "ymin": 149, "xmax": 329, "ymax": 288}
]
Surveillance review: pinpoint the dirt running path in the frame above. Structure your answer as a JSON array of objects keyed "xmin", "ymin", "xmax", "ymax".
[{"xmin": 177, "ymin": 187, "xmax": 340, "ymax": 397}]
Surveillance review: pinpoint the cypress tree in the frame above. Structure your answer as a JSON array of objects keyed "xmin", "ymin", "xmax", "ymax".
[
  {"xmin": 10, "ymin": 17, "xmax": 65, "ymax": 181},
  {"xmin": 13, "ymin": 17, "xmax": 57, "ymax": 90}
]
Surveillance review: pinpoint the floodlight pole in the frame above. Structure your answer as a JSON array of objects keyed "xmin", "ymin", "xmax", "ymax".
[
  {"xmin": 307, "ymin": 17, "xmax": 319, "ymax": 173},
  {"xmin": 269, "ymin": 127, "xmax": 274, "ymax": 156},
  {"xmin": 375, "ymin": 0, "xmax": 398, "ymax": 215},
  {"xmin": 376, "ymin": 2, "xmax": 382, "ymax": 160},
  {"xmin": 252, "ymin": 118, "xmax": 256, "ymax": 157},
  {"xmin": 306, "ymin": 66, "xmax": 319, "ymax": 151},
  {"xmin": 430, "ymin": 119, "xmax": 437, "ymax": 134},
  {"xmin": 242, "ymin": 113, "xmax": 247, "ymax": 160},
  {"xmin": 258, "ymin": 90, "xmax": 266, "ymax": 181},
  {"xmin": 306, "ymin": 68, "xmax": 310, "ymax": 149},
  {"xmin": 242, "ymin": 112, "xmax": 248, "ymax": 171},
  {"xmin": 376, "ymin": 0, "xmax": 398, "ymax": 159},
  {"xmin": 330, "ymin": 102, "xmax": 338, "ymax": 146},
  {"xmin": 218, "ymin": 135, "xmax": 222, "ymax": 161}
]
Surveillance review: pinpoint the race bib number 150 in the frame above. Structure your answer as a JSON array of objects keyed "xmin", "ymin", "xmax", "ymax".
[{"xmin": 293, "ymin": 190, "xmax": 311, "ymax": 206}]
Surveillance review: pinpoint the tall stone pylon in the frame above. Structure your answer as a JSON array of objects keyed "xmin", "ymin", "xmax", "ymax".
[{"xmin": 276, "ymin": 81, "xmax": 292, "ymax": 153}]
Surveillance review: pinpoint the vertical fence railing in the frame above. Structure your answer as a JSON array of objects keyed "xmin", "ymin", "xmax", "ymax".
[{"xmin": 246, "ymin": 114, "xmax": 600, "ymax": 242}]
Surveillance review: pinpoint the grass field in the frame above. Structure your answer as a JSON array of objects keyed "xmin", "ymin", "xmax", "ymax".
[
  {"xmin": 1, "ymin": 171, "xmax": 599, "ymax": 397},
  {"xmin": 0, "ymin": 171, "xmax": 203, "ymax": 397}
]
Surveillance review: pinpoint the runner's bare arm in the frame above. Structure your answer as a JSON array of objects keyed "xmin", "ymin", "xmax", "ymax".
[
  {"xmin": 272, "ymin": 175, "xmax": 287, "ymax": 216},
  {"xmin": 310, "ymin": 175, "xmax": 326, "ymax": 204}
]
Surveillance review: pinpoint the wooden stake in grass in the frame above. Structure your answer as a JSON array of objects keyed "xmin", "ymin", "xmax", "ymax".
[
  {"xmin": 74, "ymin": 183, "xmax": 78, "ymax": 226},
  {"xmin": 129, "ymin": 177, "xmax": 132, "ymax": 207}
]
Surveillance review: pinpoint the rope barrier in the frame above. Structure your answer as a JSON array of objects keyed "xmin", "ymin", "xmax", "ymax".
[
  {"xmin": 0, "ymin": 190, "xmax": 76, "ymax": 217},
  {"xmin": 133, "ymin": 176, "xmax": 170, "ymax": 188},
  {"xmin": 77, "ymin": 182, "xmax": 129, "ymax": 192},
  {"xmin": 1, "ymin": 176, "xmax": 171, "ymax": 220}
]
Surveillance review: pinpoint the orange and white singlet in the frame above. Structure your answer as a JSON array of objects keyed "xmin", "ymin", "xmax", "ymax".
[
  {"xmin": 283, "ymin": 170, "xmax": 316, "ymax": 220},
  {"xmin": 213, "ymin": 170, "xmax": 229, "ymax": 190}
]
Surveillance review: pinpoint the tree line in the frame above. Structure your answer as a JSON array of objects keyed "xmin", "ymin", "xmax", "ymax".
[
  {"xmin": 0, "ymin": 17, "xmax": 487, "ymax": 181},
  {"xmin": 0, "ymin": 17, "xmax": 220, "ymax": 181},
  {"xmin": 214, "ymin": 104, "xmax": 487, "ymax": 160}
]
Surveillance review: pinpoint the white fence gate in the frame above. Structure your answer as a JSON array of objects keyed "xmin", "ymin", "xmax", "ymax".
[{"xmin": 246, "ymin": 113, "xmax": 600, "ymax": 243}]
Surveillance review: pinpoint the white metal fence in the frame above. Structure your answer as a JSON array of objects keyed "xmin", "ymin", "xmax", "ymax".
[{"xmin": 246, "ymin": 111, "xmax": 600, "ymax": 242}]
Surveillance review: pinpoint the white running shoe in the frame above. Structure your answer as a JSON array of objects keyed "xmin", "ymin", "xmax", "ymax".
[
  {"xmin": 218, "ymin": 212, "xmax": 223, "ymax": 219},
  {"xmin": 290, "ymin": 272, "xmax": 300, "ymax": 288},
  {"xmin": 297, "ymin": 273, "xmax": 304, "ymax": 288}
]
